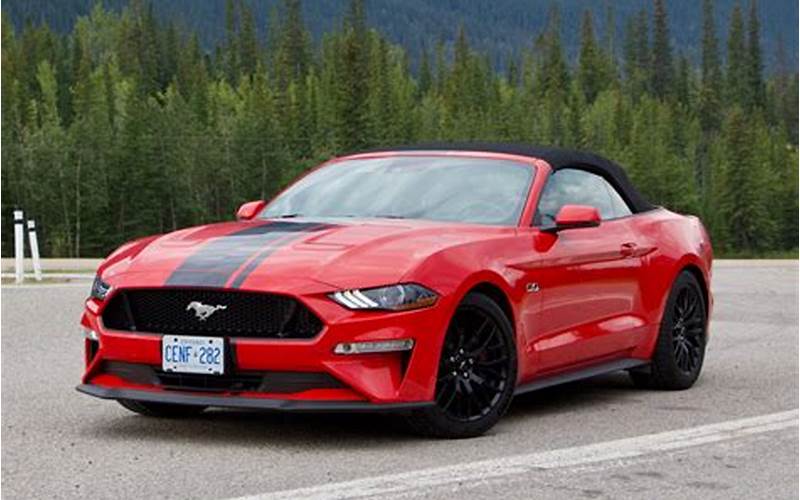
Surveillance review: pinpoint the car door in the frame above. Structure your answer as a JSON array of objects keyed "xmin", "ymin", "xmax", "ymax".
[{"xmin": 529, "ymin": 168, "xmax": 645, "ymax": 372}]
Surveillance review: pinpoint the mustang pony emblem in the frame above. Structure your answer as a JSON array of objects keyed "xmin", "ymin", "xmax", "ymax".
[{"xmin": 186, "ymin": 301, "xmax": 227, "ymax": 321}]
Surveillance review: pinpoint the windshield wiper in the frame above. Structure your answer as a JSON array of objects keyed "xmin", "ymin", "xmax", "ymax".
[
  {"xmin": 273, "ymin": 213, "xmax": 409, "ymax": 220},
  {"xmin": 370, "ymin": 214, "xmax": 408, "ymax": 219}
]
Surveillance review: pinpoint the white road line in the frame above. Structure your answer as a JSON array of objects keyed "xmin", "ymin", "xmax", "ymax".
[{"xmin": 231, "ymin": 409, "xmax": 798, "ymax": 500}]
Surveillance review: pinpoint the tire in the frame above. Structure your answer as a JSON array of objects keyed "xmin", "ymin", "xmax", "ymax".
[
  {"xmin": 630, "ymin": 270, "xmax": 707, "ymax": 390},
  {"xmin": 118, "ymin": 399, "xmax": 207, "ymax": 417},
  {"xmin": 406, "ymin": 292, "xmax": 517, "ymax": 438}
]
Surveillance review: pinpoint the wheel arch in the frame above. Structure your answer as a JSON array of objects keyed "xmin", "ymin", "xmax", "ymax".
[
  {"xmin": 636, "ymin": 252, "xmax": 712, "ymax": 359},
  {"xmin": 467, "ymin": 281, "xmax": 515, "ymax": 333},
  {"xmin": 680, "ymin": 263, "xmax": 709, "ymax": 318}
]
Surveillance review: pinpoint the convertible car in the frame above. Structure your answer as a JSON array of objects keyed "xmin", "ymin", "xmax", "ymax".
[{"xmin": 78, "ymin": 144, "xmax": 713, "ymax": 438}]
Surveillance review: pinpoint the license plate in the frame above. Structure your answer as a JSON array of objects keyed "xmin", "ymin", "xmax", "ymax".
[{"xmin": 162, "ymin": 335, "xmax": 225, "ymax": 375}]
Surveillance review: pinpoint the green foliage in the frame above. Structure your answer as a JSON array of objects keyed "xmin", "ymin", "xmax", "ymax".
[
  {"xmin": 577, "ymin": 11, "xmax": 604, "ymax": 103},
  {"xmin": 1, "ymin": 0, "xmax": 797, "ymax": 257},
  {"xmin": 650, "ymin": 0, "xmax": 672, "ymax": 98},
  {"xmin": 746, "ymin": 0, "xmax": 765, "ymax": 109},
  {"xmin": 726, "ymin": 5, "xmax": 749, "ymax": 108}
]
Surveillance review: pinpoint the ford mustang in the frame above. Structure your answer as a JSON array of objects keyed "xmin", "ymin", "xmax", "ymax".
[{"xmin": 78, "ymin": 144, "xmax": 713, "ymax": 438}]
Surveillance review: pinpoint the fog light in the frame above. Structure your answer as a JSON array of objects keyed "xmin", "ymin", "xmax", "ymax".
[
  {"xmin": 334, "ymin": 339, "xmax": 414, "ymax": 355},
  {"xmin": 83, "ymin": 328, "xmax": 99, "ymax": 341}
]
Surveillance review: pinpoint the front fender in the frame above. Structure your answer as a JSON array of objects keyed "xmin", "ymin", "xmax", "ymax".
[{"xmin": 403, "ymin": 239, "xmax": 531, "ymax": 386}]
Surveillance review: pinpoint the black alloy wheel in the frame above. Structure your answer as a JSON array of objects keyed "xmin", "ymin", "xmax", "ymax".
[
  {"xmin": 406, "ymin": 292, "xmax": 517, "ymax": 438},
  {"xmin": 436, "ymin": 305, "xmax": 511, "ymax": 422},
  {"xmin": 630, "ymin": 271, "xmax": 707, "ymax": 390},
  {"xmin": 671, "ymin": 285, "xmax": 705, "ymax": 374}
]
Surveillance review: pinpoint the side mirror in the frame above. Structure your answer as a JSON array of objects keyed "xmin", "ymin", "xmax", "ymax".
[
  {"xmin": 236, "ymin": 200, "xmax": 266, "ymax": 221},
  {"xmin": 545, "ymin": 204, "xmax": 601, "ymax": 232}
]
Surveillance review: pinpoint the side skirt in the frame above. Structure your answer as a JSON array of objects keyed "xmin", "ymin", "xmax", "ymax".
[{"xmin": 513, "ymin": 358, "xmax": 648, "ymax": 397}]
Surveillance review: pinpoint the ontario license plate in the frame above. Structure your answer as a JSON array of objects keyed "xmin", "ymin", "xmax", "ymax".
[{"xmin": 162, "ymin": 335, "xmax": 225, "ymax": 375}]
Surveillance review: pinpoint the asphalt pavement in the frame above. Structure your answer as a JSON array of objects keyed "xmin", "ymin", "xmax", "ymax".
[{"xmin": 1, "ymin": 260, "xmax": 797, "ymax": 499}]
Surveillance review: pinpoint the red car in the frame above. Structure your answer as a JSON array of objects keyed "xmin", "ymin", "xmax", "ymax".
[{"xmin": 78, "ymin": 144, "xmax": 713, "ymax": 438}]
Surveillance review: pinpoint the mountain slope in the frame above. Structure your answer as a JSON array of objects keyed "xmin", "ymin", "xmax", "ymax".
[{"xmin": 3, "ymin": 0, "xmax": 797, "ymax": 70}]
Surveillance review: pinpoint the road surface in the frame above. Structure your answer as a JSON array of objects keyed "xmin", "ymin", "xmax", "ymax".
[{"xmin": 2, "ymin": 260, "xmax": 797, "ymax": 499}]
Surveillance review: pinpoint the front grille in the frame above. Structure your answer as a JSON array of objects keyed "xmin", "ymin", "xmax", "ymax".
[
  {"xmin": 102, "ymin": 288, "xmax": 323, "ymax": 339},
  {"xmin": 102, "ymin": 362, "xmax": 345, "ymax": 394}
]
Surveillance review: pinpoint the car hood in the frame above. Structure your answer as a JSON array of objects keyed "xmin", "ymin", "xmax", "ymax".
[{"xmin": 101, "ymin": 218, "xmax": 511, "ymax": 291}]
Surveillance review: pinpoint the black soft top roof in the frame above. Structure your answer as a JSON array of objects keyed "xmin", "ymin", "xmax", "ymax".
[{"xmin": 360, "ymin": 142, "xmax": 653, "ymax": 213}]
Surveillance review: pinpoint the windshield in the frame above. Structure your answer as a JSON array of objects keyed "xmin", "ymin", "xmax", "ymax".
[{"xmin": 261, "ymin": 156, "xmax": 534, "ymax": 226}]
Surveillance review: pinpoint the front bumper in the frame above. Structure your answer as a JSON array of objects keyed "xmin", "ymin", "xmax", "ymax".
[
  {"xmin": 79, "ymin": 287, "xmax": 454, "ymax": 407},
  {"xmin": 76, "ymin": 384, "xmax": 433, "ymax": 413}
]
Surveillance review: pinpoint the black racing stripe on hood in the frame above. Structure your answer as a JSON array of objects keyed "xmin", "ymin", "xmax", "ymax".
[
  {"xmin": 228, "ymin": 223, "xmax": 331, "ymax": 288},
  {"xmin": 165, "ymin": 221, "xmax": 327, "ymax": 287}
]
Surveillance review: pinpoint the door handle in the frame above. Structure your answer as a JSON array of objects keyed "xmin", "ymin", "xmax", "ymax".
[{"xmin": 620, "ymin": 242, "xmax": 638, "ymax": 257}]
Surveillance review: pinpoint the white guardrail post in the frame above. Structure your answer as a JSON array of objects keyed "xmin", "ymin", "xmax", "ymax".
[
  {"xmin": 13, "ymin": 210, "xmax": 25, "ymax": 284},
  {"xmin": 27, "ymin": 219, "xmax": 43, "ymax": 281}
]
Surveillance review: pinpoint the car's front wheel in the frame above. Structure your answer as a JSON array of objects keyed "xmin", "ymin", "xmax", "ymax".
[
  {"xmin": 118, "ymin": 399, "xmax": 207, "ymax": 417},
  {"xmin": 406, "ymin": 292, "xmax": 517, "ymax": 438},
  {"xmin": 630, "ymin": 270, "xmax": 707, "ymax": 390}
]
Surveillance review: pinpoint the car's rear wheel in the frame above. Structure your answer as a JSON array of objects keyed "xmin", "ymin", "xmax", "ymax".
[
  {"xmin": 118, "ymin": 399, "xmax": 207, "ymax": 417},
  {"xmin": 630, "ymin": 270, "xmax": 707, "ymax": 390},
  {"xmin": 406, "ymin": 292, "xmax": 517, "ymax": 438}
]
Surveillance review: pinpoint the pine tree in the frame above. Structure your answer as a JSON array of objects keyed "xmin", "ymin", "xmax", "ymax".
[
  {"xmin": 138, "ymin": 2, "xmax": 161, "ymax": 95},
  {"xmin": 447, "ymin": 24, "xmax": 472, "ymax": 114},
  {"xmin": 600, "ymin": 4, "xmax": 619, "ymax": 89},
  {"xmin": 367, "ymin": 34, "xmax": 391, "ymax": 145},
  {"xmin": 536, "ymin": 6, "xmax": 569, "ymax": 97},
  {"xmin": 238, "ymin": 0, "xmax": 258, "ymax": 79},
  {"xmin": 719, "ymin": 108, "xmax": 773, "ymax": 252},
  {"xmin": 701, "ymin": 0, "xmax": 721, "ymax": 87},
  {"xmin": 650, "ymin": 0, "xmax": 672, "ymax": 99},
  {"xmin": 745, "ymin": 0, "xmax": 764, "ymax": 109},
  {"xmin": 699, "ymin": 0, "xmax": 722, "ymax": 132},
  {"xmin": 602, "ymin": 3, "xmax": 616, "ymax": 62},
  {"xmin": 345, "ymin": 0, "xmax": 367, "ymax": 43},
  {"xmin": 674, "ymin": 52, "xmax": 690, "ymax": 106},
  {"xmin": 771, "ymin": 36, "xmax": 798, "ymax": 142},
  {"xmin": 275, "ymin": 0, "xmax": 311, "ymax": 88},
  {"xmin": 623, "ymin": 9, "xmax": 649, "ymax": 99},
  {"xmin": 31, "ymin": 60, "xmax": 72, "ymax": 254},
  {"xmin": 434, "ymin": 37, "xmax": 447, "ymax": 96},
  {"xmin": 417, "ymin": 45, "xmax": 432, "ymax": 96},
  {"xmin": 726, "ymin": 4, "xmax": 748, "ymax": 108},
  {"xmin": 625, "ymin": 96, "xmax": 697, "ymax": 213},
  {"xmin": 531, "ymin": 7, "xmax": 571, "ymax": 145},
  {"xmin": 505, "ymin": 52, "xmax": 519, "ymax": 87},
  {"xmin": 161, "ymin": 21, "xmax": 179, "ymax": 89},
  {"xmin": 577, "ymin": 10, "xmax": 603, "ymax": 103},
  {"xmin": 223, "ymin": 0, "xmax": 239, "ymax": 84},
  {"xmin": 334, "ymin": 0, "xmax": 369, "ymax": 151}
]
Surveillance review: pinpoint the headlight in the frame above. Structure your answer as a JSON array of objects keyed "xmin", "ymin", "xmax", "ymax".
[
  {"xmin": 330, "ymin": 283, "xmax": 438, "ymax": 311},
  {"xmin": 90, "ymin": 275, "xmax": 112, "ymax": 301}
]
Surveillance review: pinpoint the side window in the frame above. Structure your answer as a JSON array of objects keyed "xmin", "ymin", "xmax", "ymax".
[
  {"xmin": 604, "ymin": 181, "xmax": 633, "ymax": 219},
  {"xmin": 534, "ymin": 168, "xmax": 632, "ymax": 225}
]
